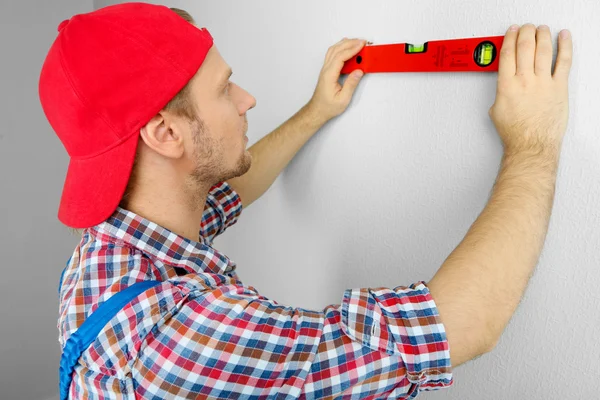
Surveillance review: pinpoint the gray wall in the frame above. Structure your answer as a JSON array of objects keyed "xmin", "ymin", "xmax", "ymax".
[
  {"xmin": 0, "ymin": 1, "xmax": 94, "ymax": 399},
  {"xmin": 5, "ymin": 0, "xmax": 598, "ymax": 399}
]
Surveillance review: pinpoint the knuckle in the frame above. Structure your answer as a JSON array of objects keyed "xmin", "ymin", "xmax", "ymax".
[
  {"xmin": 497, "ymin": 80, "xmax": 512, "ymax": 93},
  {"xmin": 537, "ymin": 47, "xmax": 551, "ymax": 57},
  {"xmin": 537, "ymin": 42, "xmax": 551, "ymax": 51},
  {"xmin": 517, "ymin": 39, "xmax": 535, "ymax": 50},
  {"xmin": 559, "ymin": 52, "xmax": 572, "ymax": 62},
  {"xmin": 500, "ymin": 47, "xmax": 513, "ymax": 57},
  {"xmin": 518, "ymin": 78, "xmax": 530, "ymax": 88}
]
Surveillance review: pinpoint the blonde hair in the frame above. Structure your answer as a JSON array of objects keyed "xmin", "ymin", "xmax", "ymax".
[{"xmin": 68, "ymin": 7, "xmax": 200, "ymax": 236}]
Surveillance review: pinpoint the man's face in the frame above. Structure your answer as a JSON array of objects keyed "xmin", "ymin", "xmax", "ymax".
[{"xmin": 185, "ymin": 45, "xmax": 256, "ymax": 186}]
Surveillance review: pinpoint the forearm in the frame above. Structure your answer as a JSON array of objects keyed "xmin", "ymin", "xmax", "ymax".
[
  {"xmin": 428, "ymin": 148, "xmax": 560, "ymax": 363},
  {"xmin": 228, "ymin": 104, "xmax": 326, "ymax": 207}
]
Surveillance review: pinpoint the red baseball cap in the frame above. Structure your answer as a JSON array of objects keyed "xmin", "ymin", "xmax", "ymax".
[{"xmin": 38, "ymin": 2, "xmax": 213, "ymax": 228}]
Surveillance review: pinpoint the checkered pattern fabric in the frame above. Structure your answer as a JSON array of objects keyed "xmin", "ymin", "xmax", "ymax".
[{"xmin": 58, "ymin": 181, "xmax": 453, "ymax": 399}]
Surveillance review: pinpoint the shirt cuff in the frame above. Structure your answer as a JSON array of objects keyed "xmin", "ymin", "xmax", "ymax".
[{"xmin": 341, "ymin": 281, "xmax": 453, "ymax": 388}]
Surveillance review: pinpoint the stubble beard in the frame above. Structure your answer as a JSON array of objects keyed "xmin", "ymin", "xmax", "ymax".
[{"xmin": 186, "ymin": 116, "xmax": 252, "ymax": 209}]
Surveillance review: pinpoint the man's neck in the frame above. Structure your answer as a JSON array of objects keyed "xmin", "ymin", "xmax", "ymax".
[{"xmin": 123, "ymin": 184, "xmax": 210, "ymax": 243}]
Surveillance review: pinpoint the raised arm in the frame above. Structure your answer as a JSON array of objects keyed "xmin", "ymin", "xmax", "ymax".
[{"xmin": 427, "ymin": 24, "xmax": 573, "ymax": 367}]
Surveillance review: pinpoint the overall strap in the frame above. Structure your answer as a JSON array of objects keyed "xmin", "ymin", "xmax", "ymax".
[
  {"xmin": 58, "ymin": 256, "xmax": 72, "ymax": 296},
  {"xmin": 59, "ymin": 280, "xmax": 162, "ymax": 400}
]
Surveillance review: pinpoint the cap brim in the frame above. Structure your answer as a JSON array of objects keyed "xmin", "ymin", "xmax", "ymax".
[{"xmin": 58, "ymin": 131, "xmax": 139, "ymax": 228}]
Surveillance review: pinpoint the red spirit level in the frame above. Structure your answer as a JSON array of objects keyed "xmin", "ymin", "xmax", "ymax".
[{"xmin": 341, "ymin": 35, "xmax": 505, "ymax": 74}]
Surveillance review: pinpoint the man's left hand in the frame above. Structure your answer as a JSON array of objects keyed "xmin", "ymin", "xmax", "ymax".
[{"xmin": 306, "ymin": 38, "xmax": 368, "ymax": 124}]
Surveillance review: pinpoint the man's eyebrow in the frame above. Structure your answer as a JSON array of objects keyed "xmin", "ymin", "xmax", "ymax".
[{"xmin": 219, "ymin": 68, "xmax": 233, "ymax": 87}]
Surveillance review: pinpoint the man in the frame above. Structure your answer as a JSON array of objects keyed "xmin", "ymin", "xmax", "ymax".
[{"xmin": 39, "ymin": 3, "xmax": 572, "ymax": 399}]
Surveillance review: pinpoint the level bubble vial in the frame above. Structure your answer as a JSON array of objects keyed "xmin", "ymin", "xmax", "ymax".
[{"xmin": 473, "ymin": 41, "xmax": 497, "ymax": 67}]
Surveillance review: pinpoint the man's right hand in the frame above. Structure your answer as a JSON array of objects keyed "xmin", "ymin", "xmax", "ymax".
[{"xmin": 489, "ymin": 24, "xmax": 572, "ymax": 156}]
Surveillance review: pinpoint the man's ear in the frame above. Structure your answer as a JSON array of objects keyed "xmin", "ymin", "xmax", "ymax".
[{"xmin": 139, "ymin": 112, "xmax": 185, "ymax": 159}]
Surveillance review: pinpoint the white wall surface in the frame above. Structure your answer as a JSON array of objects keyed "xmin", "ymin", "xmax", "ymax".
[{"xmin": 95, "ymin": 0, "xmax": 598, "ymax": 399}]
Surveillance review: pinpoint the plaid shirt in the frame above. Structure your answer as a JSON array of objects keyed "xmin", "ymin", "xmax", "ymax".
[{"xmin": 58, "ymin": 181, "xmax": 453, "ymax": 399}]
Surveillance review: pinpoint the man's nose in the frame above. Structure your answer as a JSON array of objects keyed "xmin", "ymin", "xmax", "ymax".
[{"xmin": 245, "ymin": 91, "xmax": 257, "ymax": 111}]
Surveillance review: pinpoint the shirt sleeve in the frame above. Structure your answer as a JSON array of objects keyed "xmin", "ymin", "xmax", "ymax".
[
  {"xmin": 132, "ymin": 279, "xmax": 453, "ymax": 399},
  {"xmin": 199, "ymin": 181, "xmax": 243, "ymax": 245}
]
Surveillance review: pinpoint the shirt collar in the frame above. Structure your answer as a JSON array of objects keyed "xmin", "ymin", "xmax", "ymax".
[{"xmin": 91, "ymin": 206, "xmax": 236, "ymax": 277}]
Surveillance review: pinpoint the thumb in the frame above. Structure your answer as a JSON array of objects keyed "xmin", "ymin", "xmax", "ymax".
[{"xmin": 340, "ymin": 69, "xmax": 364, "ymax": 101}]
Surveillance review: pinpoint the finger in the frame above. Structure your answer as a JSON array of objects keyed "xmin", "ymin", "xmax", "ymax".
[
  {"xmin": 338, "ymin": 39, "xmax": 367, "ymax": 62},
  {"xmin": 553, "ymin": 29, "xmax": 572, "ymax": 82},
  {"xmin": 329, "ymin": 38, "xmax": 365, "ymax": 63},
  {"xmin": 326, "ymin": 39, "xmax": 366, "ymax": 75},
  {"xmin": 498, "ymin": 25, "xmax": 519, "ymax": 78},
  {"xmin": 516, "ymin": 24, "xmax": 536, "ymax": 75},
  {"xmin": 534, "ymin": 25, "xmax": 552, "ymax": 76},
  {"xmin": 339, "ymin": 68, "xmax": 364, "ymax": 103},
  {"xmin": 326, "ymin": 37, "xmax": 350, "ymax": 64}
]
